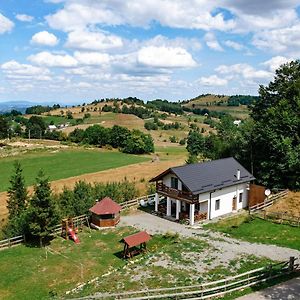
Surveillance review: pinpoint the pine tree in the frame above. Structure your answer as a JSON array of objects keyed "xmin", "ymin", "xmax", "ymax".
[
  {"xmin": 27, "ymin": 170, "xmax": 59, "ymax": 246},
  {"xmin": 7, "ymin": 161, "xmax": 27, "ymax": 220},
  {"xmin": 4, "ymin": 161, "xmax": 28, "ymax": 237}
]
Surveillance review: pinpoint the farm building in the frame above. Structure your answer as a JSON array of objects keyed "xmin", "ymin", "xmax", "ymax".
[
  {"xmin": 89, "ymin": 197, "xmax": 122, "ymax": 228},
  {"xmin": 150, "ymin": 157, "xmax": 255, "ymax": 225}
]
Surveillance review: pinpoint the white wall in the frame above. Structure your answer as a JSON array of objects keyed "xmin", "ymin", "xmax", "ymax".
[
  {"xmin": 161, "ymin": 173, "xmax": 249, "ymax": 220},
  {"xmin": 209, "ymin": 183, "xmax": 248, "ymax": 219}
]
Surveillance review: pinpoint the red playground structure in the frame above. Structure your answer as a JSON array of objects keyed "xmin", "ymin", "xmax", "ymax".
[{"xmin": 62, "ymin": 218, "xmax": 80, "ymax": 244}]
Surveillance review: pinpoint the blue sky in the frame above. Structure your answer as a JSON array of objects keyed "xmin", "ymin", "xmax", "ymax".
[{"xmin": 0, "ymin": 0, "xmax": 300, "ymax": 104}]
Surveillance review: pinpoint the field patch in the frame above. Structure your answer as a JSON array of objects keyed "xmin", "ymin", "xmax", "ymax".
[
  {"xmin": 0, "ymin": 149, "xmax": 148, "ymax": 192},
  {"xmin": 204, "ymin": 214, "xmax": 300, "ymax": 250}
]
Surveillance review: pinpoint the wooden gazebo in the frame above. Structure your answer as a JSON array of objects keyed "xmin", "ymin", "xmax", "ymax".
[
  {"xmin": 122, "ymin": 231, "xmax": 151, "ymax": 258},
  {"xmin": 89, "ymin": 197, "xmax": 122, "ymax": 228}
]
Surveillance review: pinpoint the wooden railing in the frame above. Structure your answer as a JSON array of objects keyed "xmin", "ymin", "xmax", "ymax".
[
  {"xmin": 0, "ymin": 235, "xmax": 24, "ymax": 249},
  {"xmin": 254, "ymin": 210, "xmax": 300, "ymax": 227},
  {"xmin": 71, "ymin": 257, "xmax": 299, "ymax": 300},
  {"xmin": 119, "ymin": 194, "xmax": 155, "ymax": 209},
  {"xmin": 249, "ymin": 189, "xmax": 288, "ymax": 212},
  {"xmin": 156, "ymin": 182, "xmax": 198, "ymax": 202}
]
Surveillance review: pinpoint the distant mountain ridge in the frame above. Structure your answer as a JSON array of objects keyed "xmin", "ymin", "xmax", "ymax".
[{"xmin": 0, "ymin": 101, "xmax": 59, "ymax": 113}]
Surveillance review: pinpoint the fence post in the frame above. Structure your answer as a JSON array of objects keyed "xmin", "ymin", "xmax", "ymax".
[
  {"xmin": 8, "ymin": 237, "xmax": 11, "ymax": 248},
  {"xmin": 288, "ymin": 257, "xmax": 295, "ymax": 272}
]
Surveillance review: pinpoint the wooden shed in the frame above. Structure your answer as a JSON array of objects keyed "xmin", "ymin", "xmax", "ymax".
[
  {"xmin": 89, "ymin": 197, "xmax": 122, "ymax": 228},
  {"xmin": 122, "ymin": 231, "xmax": 151, "ymax": 258}
]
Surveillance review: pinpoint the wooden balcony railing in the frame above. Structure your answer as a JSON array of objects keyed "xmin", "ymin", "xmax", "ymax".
[{"xmin": 156, "ymin": 182, "xmax": 198, "ymax": 202}]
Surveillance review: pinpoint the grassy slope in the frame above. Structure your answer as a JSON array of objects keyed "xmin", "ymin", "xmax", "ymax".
[
  {"xmin": 183, "ymin": 95, "xmax": 249, "ymax": 119},
  {"xmin": 0, "ymin": 149, "xmax": 148, "ymax": 192},
  {"xmin": 0, "ymin": 227, "xmax": 272, "ymax": 300},
  {"xmin": 205, "ymin": 214, "xmax": 300, "ymax": 250}
]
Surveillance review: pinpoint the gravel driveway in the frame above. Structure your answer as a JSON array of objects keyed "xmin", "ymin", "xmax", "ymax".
[
  {"xmin": 236, "ymin": 277, "xmax": 300, "ymax": 300},
  {"xmin": 120, "ymin": 211, "xmax": 300, "ymax": 262}
]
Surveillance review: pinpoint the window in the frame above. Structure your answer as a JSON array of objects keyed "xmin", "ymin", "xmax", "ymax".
[
  {"xmin": 215, "ymin": 199, "xmax": 220, "ymax": 210},
  {"xmin": 239, "ymin": 192, "xmax": 243, "ymax": 203},
  {"xmin": 171, "ymin": 177, "xmax": 179, "ymax": 189}
]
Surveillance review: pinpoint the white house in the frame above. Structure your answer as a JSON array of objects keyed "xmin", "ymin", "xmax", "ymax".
[
  {"xmin": 48, "ymin": 125, "xmax": 57, "ymax": 132},
  {"xmin": 149, "ymin": 157, "xmax": 255, "ymax": 225}
]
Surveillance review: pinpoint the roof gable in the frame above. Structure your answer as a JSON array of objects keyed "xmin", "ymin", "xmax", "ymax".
[
  {"xmin": 89, "ymin": 197, "xmax": 122, "ymax": 215},
  {"xmin": 150, "ymin": 157, "xmax": 255, "ymax": 194}
]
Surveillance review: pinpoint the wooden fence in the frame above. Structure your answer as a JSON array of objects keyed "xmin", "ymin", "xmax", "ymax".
[
  {"xmin": 0, "ymin": 235, "xmax": 24, "ymax": 249},
  {"xmin": 249, "ymin": 189, "xmax": 288, "ymax": 212},
  {"xmin": 254, "ymin": 210, "xmax": 300, "ymax": 227},
  {"xmin": 71, "ymin": 257, "xmax": 299, "ymax": 300},
  {"xmin": 51, "ymin": 214, "xmax": 89, "ymax": 235},
  {"xmin": 0, "ymin": 194, "xmax": 154, "ymax": 249},
  {"xmin": 120, "ymin": 194, "xmax": 155, "ymax": 209}
]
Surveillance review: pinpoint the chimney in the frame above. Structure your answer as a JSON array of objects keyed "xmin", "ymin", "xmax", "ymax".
[{"xmin": 237, "ymin": 169, "xmax": 240, "ymax": 180}]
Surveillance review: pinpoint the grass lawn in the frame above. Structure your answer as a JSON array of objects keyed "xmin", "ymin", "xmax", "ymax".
[
  {"xmin": 204, "ymin": 214, "xmax": 300, "ymax": 250},
  {"xmin": 0, "ymin": 149, "xmax": 148, "ymax": 192},
  {"xmin": 0, "ymin": 227, "xmax": 273, "ymax": 300},
  {"xmin": 41, "ymin": 115, "xmax": 77, "ymax": 126},
  {"xmin": 0, "ymin": 227, "xmax": 134, "ymax": 300}
]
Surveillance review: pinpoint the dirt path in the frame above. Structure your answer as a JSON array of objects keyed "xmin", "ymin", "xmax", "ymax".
[
  {"xmin": 0, "ymin": 159, "xmax": 184, "ymax": 222},
  {"xmin": 237, "ymin": 277, "xmax": 300, "ymax": 300},
  {"xmin": 120, "ymin": 211, "xmax": 300, "ymax": 262}
]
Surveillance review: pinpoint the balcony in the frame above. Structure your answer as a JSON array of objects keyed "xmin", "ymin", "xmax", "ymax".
[{"xmin": 156, "ymin": 182, "xmax": 198, "ymax": 202}]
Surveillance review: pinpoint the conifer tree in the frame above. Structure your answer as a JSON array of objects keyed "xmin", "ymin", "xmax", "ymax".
[
  {"xmin": 7, "ymin": 161, "xmax": 27, "ymax": 219},
  {"xmin": 27, "ymin": 170, "xmax": 58, "ymax": 246},
  {"xmin": 4, "ymin": 161, "xmax": 28, "ymax": 237}
]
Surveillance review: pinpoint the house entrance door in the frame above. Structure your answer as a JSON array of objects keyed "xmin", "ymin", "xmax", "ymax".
[{"xmin": 232, "ymin": 197, "xmax": 237, "ymax": 211}]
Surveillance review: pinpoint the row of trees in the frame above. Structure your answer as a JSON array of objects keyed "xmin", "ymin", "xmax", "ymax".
[
  {"xmin": 69, "ymin": 125, "xmax": 154, "ymax": 154},
  {"xmin": 186, "ymin": 61, "xmax": 300, "ymax": 190},
  {"xmin": 144, "ymin": 117, "xmax": 182, "ymax": 131},
  {"xmin": 25, "ymin": 104, "xmax": 61, "ymax": 115},
  {"xmin": 4, "ymin": 162, "xmax": 138, "ymax": 245}
]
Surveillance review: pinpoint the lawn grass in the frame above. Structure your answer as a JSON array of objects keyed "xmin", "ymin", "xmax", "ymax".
[
  {"xmin": 204, "ymin": 214, "xmax": 300, "ymax": 250},
  {"xmin": 41, "ymin": 115, "xmax": 77, "ymax": 126},
  {"xmin": 0, "ymin": 226, "xmax": 276, "ymax": 300},
  {"xmin": 0, "ymin": 227, "xmax": 135, "ymax": 300},
  {"xmin": 0, "ymin": 149, "xmax": 148, "ymax": 192}
]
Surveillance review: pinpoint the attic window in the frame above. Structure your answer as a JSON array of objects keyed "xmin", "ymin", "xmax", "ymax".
[{"xmin": 171, "ymin": 177, "xmax": 178, "ymax": 189}]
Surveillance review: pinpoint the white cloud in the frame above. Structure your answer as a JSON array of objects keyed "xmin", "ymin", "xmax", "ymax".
[
  {"xmin": 224, "ymin": 40, "xmax": 244, "ymax": 51},
  {"xmin": 204, "ymin": 32, "xmax": 223, "ymax": 51},
  {"xmin": 137, "ymin": 46, "xmax": 197, "ymax": 68},
  {"xmin": 143, "ymin": 35, "xmax": 202, "ymax": 51},
  {"xmin": 1, "ymin": 60, "xmax": 51, "ymax": 81},
  {"xmin": 31, "ymin": 31, "xmax": 59, "ymax": 47},
  {"xmin": 73, "ymin": 51, "xmax": 110, "ymax": 66},
  {"xmin": 0, "ymin": 13, "xmax": 14, "ymax": 34},
  {"xmin": 262, "ymin": 56, "xmax": 293, "ymax": 72},
  {"xmin": 78, "ymin": 81, "xmax": 92, "ymax": 88},
  {"xmin": 28, "ymin": 51, "xmax": 78, "ymax": 67},
  {"xmin": 46, "ymin": 0, "xmax": 235, "ymax": 32},
  {"xmin": 252, "ymin": 23, "xmax": 300, "ymax": 56},
  {"xmin": 16, "ymin": 14, "xmax": 34, "ymax": 22},
  {"xmin": 65, "ymin": 29, "xmax": 123, "ymax": 51},
  {"xmin": 216, "ymin": 63, "xmax": 272, "ymax": 81},
  {"xmin": 198, "ymin": 75, "xmax": 227, "ymax": 86}
]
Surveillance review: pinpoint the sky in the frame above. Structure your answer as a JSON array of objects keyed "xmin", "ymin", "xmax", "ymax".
[{"xmin": 0, "ymin": 0, "xmax": 300, "ymax": 104}]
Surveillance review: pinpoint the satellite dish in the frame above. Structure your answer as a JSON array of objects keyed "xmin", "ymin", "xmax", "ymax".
[{"xmin": 265, "ymin": 189, "xmax": 271, "ymax": 196}]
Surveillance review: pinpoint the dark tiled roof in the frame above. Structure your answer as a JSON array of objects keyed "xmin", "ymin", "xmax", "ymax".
[
  {"xmin": 151, "ymin": 157, "xmax": 255, "ymax": 195},
  {"xmin": 89, "ymin": 197, "xmax": 122, "ymax": 215}
]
